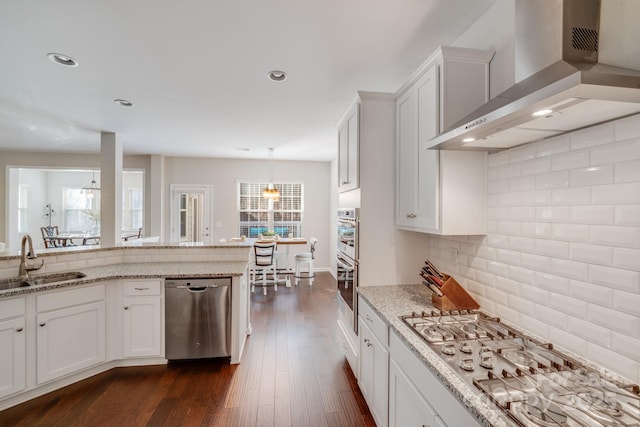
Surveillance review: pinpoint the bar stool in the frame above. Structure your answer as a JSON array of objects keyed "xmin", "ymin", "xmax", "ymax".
[
  {"xmin": 251, "ymin": 242, "xmax": 278, "ymax": 295},
  {"xmin": 294, "ymin": 237, "xmax": 317, "ymax": 286}
]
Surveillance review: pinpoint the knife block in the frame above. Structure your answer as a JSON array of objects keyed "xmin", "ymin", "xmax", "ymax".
[{"xmin": 431, "ymin": 275, "xmax": 479, "ymax": 311}]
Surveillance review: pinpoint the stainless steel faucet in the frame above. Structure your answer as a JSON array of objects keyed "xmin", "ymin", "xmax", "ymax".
[{"xmin": 19, "ymin": 234, "xmax": 44, "ymax": 281}]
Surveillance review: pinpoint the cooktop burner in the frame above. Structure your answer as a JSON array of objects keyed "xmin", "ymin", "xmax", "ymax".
[{"xmin": 400, "ymin": 311, "xmax": 640, "ymax": 426}]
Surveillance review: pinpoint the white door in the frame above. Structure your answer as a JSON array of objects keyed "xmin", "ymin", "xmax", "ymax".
[{"xmin": 170, "ymin": 185, "xmax": 213, "ymax": 244}]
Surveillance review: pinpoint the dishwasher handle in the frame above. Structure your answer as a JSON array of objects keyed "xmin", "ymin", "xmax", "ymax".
[{"xmin": 174, "ymin": 283, "xmax": 225, "ymax": 292}]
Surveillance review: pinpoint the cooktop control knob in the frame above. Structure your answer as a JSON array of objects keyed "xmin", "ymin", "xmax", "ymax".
[{"xmin": 442, "ymin": 343, "xmax": 456, "ymax": 356}]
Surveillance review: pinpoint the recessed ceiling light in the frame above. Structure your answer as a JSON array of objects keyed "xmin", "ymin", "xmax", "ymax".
[
  {"xmin": 533, "ymin": 109, "xmax": 553, "ymax": 117},
  {"xmin": 114, "ymin": 99, "xmax": 134, "ymax": 107},
  {"xmin": 267, "ymin": 70, "xmax": 287, "ymax": 82},
  {"xmin": 47, "ymin": 53, "xmax": 78, "ymax": 67},
  {"xmin": 235, "ymin": 147, "xmax": 251, "ymax": 151},
  {"xmin": 462, "ymin": 137, "xmax": 476, "ymax": 143}
]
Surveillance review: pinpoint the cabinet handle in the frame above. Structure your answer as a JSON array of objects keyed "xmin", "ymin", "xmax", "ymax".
[
  {"xmin": 341, "ymin": 181, "xmax": 350, "ymax": 185},
  {"xmin": 16, "ymin": 327, "xmax": 24, "ymax": 332},
  {"xmin": 39, "ymin": 322, "xmax": 46, "ymax": 327},
  {"xmin": 124, "ymin": 306, "xmax": 129, "ymax": 310},
  {"xmin": 365, "ymin": 314, "xmax": 373, "ymax": 323},
  {"xmin": 134, "ymin": 287, "xmax": 149, "ymax": 291}
]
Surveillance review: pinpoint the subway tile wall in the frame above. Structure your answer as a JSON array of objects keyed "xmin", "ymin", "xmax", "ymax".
[{"xmin": 428, "ymin": 114, "xmax": 640, "ymax": 383}]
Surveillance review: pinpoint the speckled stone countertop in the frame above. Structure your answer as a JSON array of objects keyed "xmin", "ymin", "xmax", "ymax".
[
  {"xmin": 357, "ymin": 284, "xmax": 510, "ymax": 427},
  {"xmin": 0, "ymin": 261, "xmax": 248, "ymax": 299}
]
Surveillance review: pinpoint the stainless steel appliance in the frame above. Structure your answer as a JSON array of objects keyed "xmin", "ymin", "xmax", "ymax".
[
  {"xmin": 337, "ymin": 208, "xmax": 359, "ymax": 333},
  {"xmin": 429, "ymin": 0, "xmax": 640, "ymax": 151},
  {"xmin": 165, "ymin": 277, "xmax": 231, "ymax": 360},
  {"xmin": 401, "ymin": 310, "xmax": 640, "ymax": 427}
]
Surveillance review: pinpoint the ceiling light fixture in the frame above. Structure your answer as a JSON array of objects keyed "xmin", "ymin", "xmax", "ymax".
[
  {"xmin": 262, "ymin": 148, "xmax": 280, "ymax": 201},
  {"xmin": 114, "ymin": 99, "xmax": 134, "ymax": 107},
  {"xmin": 532, "ymin": 109, "xmax": 553, "ymax": 117},
  {"xmin": 81, "ymin": 171, "xmax": 101, "ymax": 199},
  {"xmin": 267, "ymin": 70, "xmax": 287, "ymax": 82},
  {"xmin": 47, "ymin": 53, "xmax": 78, "ymax": 67}
]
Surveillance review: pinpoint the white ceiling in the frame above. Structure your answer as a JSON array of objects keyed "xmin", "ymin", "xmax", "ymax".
[{"xmin": 0, "ymin": 0, "xmax": 498, "ymax": 161}]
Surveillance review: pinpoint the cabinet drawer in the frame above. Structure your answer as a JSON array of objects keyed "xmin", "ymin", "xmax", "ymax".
[
  {"xmin": 0, "ymin": 297, "xmax": 25, "ymax": 320},
  {"xmin": 123, "ymin": 280, "xmax": 161, "ymax": 296},
  {"xmin": 37, "ymin": 284, "xmax": 105, "ymax": 312},
  {"xmin": 358, "ymin": 296, "xmax": 387, "ymax": 346}
]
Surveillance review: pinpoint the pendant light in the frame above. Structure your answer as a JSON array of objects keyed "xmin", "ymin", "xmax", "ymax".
[
  {"xmin": 262, "ymin": 148, "xmax": 280, "ymax": 201},
  {"xmin": 81, "ymin": 171, "xmax": 101, "ymax": 199}
]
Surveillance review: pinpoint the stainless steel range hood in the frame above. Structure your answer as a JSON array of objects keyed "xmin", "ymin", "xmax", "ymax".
[{"xmin": 427, "ymin": 0, "xmax": 640, "ymax": 151}]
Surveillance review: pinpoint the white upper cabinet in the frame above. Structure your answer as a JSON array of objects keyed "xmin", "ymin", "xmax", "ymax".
[
  {"xmin": 337, "ymin": 102, "xmax": 360, "ymax": 193},
  {"xmin": 396, "ymin": 46, "xmax": 493, "ymax": 235}
]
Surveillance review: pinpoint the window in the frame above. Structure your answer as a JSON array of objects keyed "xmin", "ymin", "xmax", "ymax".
[
  {"xmin": 123, "ymin": 188, "xmax": 143, "ymax": 230},
  {"xmin": 238, "ymin": 182, "xmax": 303, "ymax": 238},
  {"xmin": 63, "ymin": 188, "xmax": 99, "ymax": 231},
  {"xmin": 18, "ymin": 184, "xmax": 29, "ymax": 233}
]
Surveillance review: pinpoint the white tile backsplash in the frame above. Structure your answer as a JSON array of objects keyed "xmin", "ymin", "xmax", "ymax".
[
  {"xmin": 570, "ymin": 205, "xmax": 615, "ymax": 225},
  {"xmin": 551, "ymin": 149, "xmax": 590, "ymax": 171},
  {"xmin": 427, "ymin": 115, "xmax": 640, "ymax": 383},
  {"xmin": 569, "ymin": 165, "xmax": 614, "ymax": 186},
  {"xmin": 615, "ymin": 159, "xmax": 640, "ymax": 183},
  {"xmin": 590, "ymin": 225, "xmax": 640, "ymax": 249},
  {"xmin": 591, "ymin": 182, "xmax": 640, "ymax": 204},
  {"xmin": 571, "ymin": 121, "xmax": 615, "ymax": 150},
  {"xmin": 535, "ymin": 171, "xmax": 569, "ymax": 189},
  {"xmin": 591, "ymin": 138, "xmax": 640, "ymax": 165}
]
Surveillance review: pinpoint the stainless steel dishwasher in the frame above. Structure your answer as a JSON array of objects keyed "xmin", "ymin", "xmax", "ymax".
[{"xmin": 165, "ymin": 277, "xmax": 231, "ymax": 360}]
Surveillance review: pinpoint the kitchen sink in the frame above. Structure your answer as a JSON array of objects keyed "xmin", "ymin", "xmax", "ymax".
[{"xmin": 0, "ymin": 272, "xmax": 87, "ymax": 291}]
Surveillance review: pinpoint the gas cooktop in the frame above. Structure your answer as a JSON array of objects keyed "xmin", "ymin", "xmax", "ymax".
[{"xmin": 401, "ymin": 310, "xmax": 640, "ymax": 427}]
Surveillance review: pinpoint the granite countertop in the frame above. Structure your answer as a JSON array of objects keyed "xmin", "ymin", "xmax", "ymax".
[
  {"xmin": 357, "ymin": 284, "xmax": 509, "ymax": 427},
  {"xmin": 0, "ymin": 261, "xmax": 249, "ymax": 299}
]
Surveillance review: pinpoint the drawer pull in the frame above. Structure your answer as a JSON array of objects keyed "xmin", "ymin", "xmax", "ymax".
[
  {"xmin": 134, "ymin": 287, "xmax": 149, "ymax": 291},
  {"xmin": 365, "ymin": 314, "xmax": 373, "ymax": 323},
  {"xmin": 39, "ymin": 322, "xmax": 46, "ymax": 327},
  {"xmin": 16, "ymin": 327, "xmax": 24, "ymax": 332},
  {"xmin": 124, "ymin": 306, "xmax": 129, "ymax": 310}
]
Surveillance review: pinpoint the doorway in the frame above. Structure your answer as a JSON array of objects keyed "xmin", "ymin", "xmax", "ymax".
[{"xmin": 170, "ymin": 185, "xmax": 213, "ymax": 244}]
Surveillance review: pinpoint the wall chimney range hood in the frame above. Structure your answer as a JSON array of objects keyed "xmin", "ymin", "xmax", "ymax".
[{"xmin": 427, "ymin": 0, "xmax": 640, "ymax": 151}]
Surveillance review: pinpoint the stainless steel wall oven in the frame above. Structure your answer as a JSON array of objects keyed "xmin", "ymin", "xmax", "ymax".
[{"xmin": 337, "ymin": 208, "xmax": 359, "ymax": 333}]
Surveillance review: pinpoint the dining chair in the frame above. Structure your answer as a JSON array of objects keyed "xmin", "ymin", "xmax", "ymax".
[
  {"xmin": 40, "ymin": 226, "xmax": 70, "ymax": 248},
  {"xmin": 251, "ymin": 242, "xmax": 278, "ymax": 295},
  {"xmin": 294, "ymin": 237, "xmax": 317, "ymax": 286}
]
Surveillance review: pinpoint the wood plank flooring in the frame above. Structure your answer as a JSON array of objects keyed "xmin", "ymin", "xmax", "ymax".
[{"xmin": 0, "ymin": 272, "xmax": 374, "ymax": 427}]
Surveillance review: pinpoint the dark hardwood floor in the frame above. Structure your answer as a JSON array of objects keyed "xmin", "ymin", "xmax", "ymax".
[{"xmin": 0, "ymin": 272, "xmax": 374, "ymax": 427}]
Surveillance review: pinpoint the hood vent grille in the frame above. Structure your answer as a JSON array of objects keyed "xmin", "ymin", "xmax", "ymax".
[{"xmin": 572, "ymin": 27, "xmax": 598, "ymax": 52}]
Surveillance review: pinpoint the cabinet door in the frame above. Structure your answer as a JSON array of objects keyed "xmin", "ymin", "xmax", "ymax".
[
  {"xmin": 389, "ymin": 358, "xmax": 437, "ymax": 427},
  {"xmin": 338, "ymin": 103, "xmax": 359, "ymax": 192},
  {"xmin": 414, "ymin": 65, "xmax": 439, "ymax": 231},
  {"xmin": 359, "ymin": 319, "xmax": 389, "ymax": 427},
  {"xmin": 0, "ymin": 317, "xmax": 26, "ymax": 398},
  {"xmin": 123, "ymin": 296, "xmax": 162, "ymax": 358},
  {"xmin": 396, "ymin": 89, "xmax": 415, "ymax": 227},
  {"xmin": 37, "ymin": 301, "xmax": 105, "ymax": 384}
]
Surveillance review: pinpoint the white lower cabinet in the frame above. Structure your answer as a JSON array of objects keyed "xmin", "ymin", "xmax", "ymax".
[
  {"xmin": 0, "ymin": 298, "xmax": 26, "ymax": 399},
  {"xmin": 389, "ymin": 331, "xmax": 481, "ymax": 427},
  {"xmin": 389, "ymin": 358, "xmax": 438, "ymax": 427},
  {"xmin": 121, "ymin": 280, "xmax": 163, "ymax": 358},
  {"xmin": 358, "ymin": 297, "xmax": 388, "ymax": 427},
  {"xmin": 36, "ymin": 285, "xmax": 106, "ymax": 384}
]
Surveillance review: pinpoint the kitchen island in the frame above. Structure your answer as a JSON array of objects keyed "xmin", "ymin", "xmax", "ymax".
[{"xmin": 0, "ymin": 243, "xmax": 252, "ymax": 411}]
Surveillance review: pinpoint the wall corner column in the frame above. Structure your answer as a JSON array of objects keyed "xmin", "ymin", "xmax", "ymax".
[{"xmin": 100, "ymin": 132, "xmax": 123, "ymax": 247}]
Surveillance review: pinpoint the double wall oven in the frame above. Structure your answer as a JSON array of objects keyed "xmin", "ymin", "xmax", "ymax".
[{"xmin": 337, "ymin": 208, "xmax": 359, "ymax": 334}]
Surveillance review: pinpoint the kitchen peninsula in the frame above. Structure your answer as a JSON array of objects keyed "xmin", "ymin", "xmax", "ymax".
[{"xmin": 0, "ymin": 242, "xmax": 252, "ymax": 411}]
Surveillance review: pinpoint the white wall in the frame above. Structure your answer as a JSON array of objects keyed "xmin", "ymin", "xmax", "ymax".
[
  {"xmin": 164, "ymin": 156, "xmax": 332, "ymax": 269},
  {"xmin": 428, "ymin": 115, "xmax": 640, "ymax": 383},
  {"xmin": 453, "ymin": 0, "xmax": 515, "ymax": 99}
]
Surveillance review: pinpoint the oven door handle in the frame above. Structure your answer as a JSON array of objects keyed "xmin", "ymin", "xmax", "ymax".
[{"xmin": 336, "ymin": 256, "xmax": 355, "ymax": 271}]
